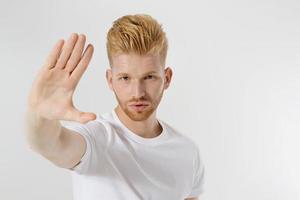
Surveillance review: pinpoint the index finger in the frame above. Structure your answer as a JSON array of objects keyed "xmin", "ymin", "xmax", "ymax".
[
  {"xmin": 69, "ymin": 44, "xmax": 94, "ymax": 83},
  {"xmin": 43, "ymin": 39, "xmax": 65, "ymax": 70}
]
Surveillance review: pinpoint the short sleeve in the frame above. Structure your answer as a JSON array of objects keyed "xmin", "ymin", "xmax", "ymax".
[
  {"xmin": 62, "ymin": 119, "xmax": 108, "ymax": 174},
  {"xmin": 62, "ymin": 123, "xmax": 92, "ymax": 173},
  {"xmin": 187, "ymin": 146, "xmax": 205, "ymax": 198}
]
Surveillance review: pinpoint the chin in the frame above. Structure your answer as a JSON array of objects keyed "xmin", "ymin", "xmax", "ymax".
[{"xmin": 123, "ymin": 105, "xmax": 156, "ymax": 121}]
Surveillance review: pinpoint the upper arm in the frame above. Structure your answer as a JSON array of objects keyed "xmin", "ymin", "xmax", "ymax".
[
  {"xmin": 185, "ymin": 197, "xmax": 199, "ymax": 200},
  {"xmin": 187, "ymin": 145, "xmax": 205, "ymax": 197},
  {"xmin": 43, "ymin": 126, "xmax": 87, "ymax": 169}
]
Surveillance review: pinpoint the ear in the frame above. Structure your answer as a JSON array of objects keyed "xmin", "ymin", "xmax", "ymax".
[
  {"xmin": 164, "ymin": 67, "xmax": 173, "ymax": 89},
  {"xmin": 106, "ymin": 68, "xmax": 113, "ymax": 91}
]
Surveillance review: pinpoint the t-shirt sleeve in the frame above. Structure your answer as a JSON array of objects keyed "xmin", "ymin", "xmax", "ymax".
[
  {"xmin": 62, "ymin": 119, "xmax": 108, "ymax": 174},
  {"xmin": 187, "ymin": 146, "xmax": 205, "ymax": 198}
]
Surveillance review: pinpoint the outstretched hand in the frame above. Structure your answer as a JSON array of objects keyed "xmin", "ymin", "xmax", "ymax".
[{"xmin": 27, "ymin": 33, "xmax": 96, "ymax": 124}]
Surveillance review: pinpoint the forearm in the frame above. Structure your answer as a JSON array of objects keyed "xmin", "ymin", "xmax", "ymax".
[{"xmin": 25, "ymin": 108, "xmax": 62, "ymax": 156}]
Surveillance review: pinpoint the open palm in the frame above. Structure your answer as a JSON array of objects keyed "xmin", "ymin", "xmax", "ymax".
[{"xmin": 27, "ymin": 33, "xmax": 96, "ymax": 123}]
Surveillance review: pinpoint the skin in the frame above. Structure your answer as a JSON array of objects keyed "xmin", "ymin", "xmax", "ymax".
[
  {"xmin": 27, "ymin": 33, "xmax": 96, "ymax": 123},
  {"xmin": 106, "ymin": 53, "xmax": 173, "ymax": 138}
]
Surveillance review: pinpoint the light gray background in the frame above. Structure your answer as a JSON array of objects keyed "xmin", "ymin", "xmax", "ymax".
[{"xmin": 1, "ymin": 0, "xmax": 299, "ymax": 199}]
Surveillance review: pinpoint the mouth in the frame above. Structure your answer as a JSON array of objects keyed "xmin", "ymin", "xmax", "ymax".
[
  {"xmin": 129, "ymin": 102, "xmax": 149, "ymax": 106},
  {"xmin": 129, "ymin": 103, "xmax": 149, "ymax": 111}
]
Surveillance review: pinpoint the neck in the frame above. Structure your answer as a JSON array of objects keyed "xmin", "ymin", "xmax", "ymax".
[{"xmin": 114, "ymin": 105, "xmax": 162, "ymax": 138}]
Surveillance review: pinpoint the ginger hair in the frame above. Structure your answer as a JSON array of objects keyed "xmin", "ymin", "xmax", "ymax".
[{"xmin": 106, "ymin": 14, "xmax": 168, "ymax": 67}]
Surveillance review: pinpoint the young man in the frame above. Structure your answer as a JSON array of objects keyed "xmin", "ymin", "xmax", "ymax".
[{"xmin": 25, "ymin": 14, "xmax": 205, "ymax": 200}]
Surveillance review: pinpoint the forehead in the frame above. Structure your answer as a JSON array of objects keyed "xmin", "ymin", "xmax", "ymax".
[{"xmin": 111, "ymin": 53, "xmax": 162, "ymax": 74}]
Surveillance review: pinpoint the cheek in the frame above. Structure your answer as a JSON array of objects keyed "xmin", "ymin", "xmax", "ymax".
[
  {"xmin": 112, "ymin": 80, "xmax": 124, "ymax": 91},
  {"xmin": 113, "ymin": 83, "xmax": 130, "ymax": 99},
  {"xmin": 147, "ymin": 80, "xmax": 164, "ymax": 96}
]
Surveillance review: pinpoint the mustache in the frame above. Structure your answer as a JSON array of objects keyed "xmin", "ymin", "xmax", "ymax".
[{"xmin": 128, "ymin": 97, "xmax": 150, "ymax": 103}]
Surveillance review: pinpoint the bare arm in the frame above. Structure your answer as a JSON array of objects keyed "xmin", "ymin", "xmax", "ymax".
[
  {"xmin": 25, "ymin": 33, "xmax": 95, "ymax": 169},
  {"xmin": 25, "ymin": 110, "xmax": 87, "ymax": 169}
]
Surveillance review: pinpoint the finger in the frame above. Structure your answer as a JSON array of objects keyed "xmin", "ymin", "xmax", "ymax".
[
  {"xmin": 78, "ymin": 112, "xmax": 97, "ymax": 124},
  {"xmin": 69, "ymin": 44, "xmax": 94, "ymax": 82},
  {"xmin": 67, "ymin": 107, "xmax": 97, "ymax": 124},
  {"xmin": 43, "ymin": 39, "xmax": 64, "ymax": 70},
  {"xmin": 64, "ymin": 34, "xmax": 86, "ymax": 73},
  {"xmin": 55, "ymin": 33, "xmax": 79, "ymax": 69}
]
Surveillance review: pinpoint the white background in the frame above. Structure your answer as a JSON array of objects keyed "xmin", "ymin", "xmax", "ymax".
[{"xmin": 1, "ymin": 0, "xmax": 299, "ymax": 199}]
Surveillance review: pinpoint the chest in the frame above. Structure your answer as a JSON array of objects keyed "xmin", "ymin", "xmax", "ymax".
[{"xmin": 103, "ymin": 141, "xmax": 194, "ymax": 198}]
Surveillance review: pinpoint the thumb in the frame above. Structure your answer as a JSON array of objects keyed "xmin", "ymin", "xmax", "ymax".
[
  {"xmin": 71, "ymin": 108, "xmax": 97, "ymax": 124},
  {"xmin": 79, "ymin": 112, "xmax": 97, "ymax": 124}
]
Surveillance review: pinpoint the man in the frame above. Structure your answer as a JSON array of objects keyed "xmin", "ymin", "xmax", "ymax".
[{"xmin": 25, "ymin": 14, "xmax": 205, "ymax": 200}]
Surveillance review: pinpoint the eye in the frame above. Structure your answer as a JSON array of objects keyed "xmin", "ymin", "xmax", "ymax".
[
  {"xmin": 119, "ymin": 76, "xmax": 129, "ymax": 81},
  {"xmin": 145, "ymin": 75, "xmax": 154, "ymax": 79}
]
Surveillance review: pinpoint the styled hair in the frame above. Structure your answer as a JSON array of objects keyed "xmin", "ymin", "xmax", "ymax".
[{"xmin": 106, "ymin": 14, "xmax": 168, "ymax": 67}]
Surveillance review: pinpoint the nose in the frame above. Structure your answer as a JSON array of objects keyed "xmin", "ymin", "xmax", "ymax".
[{"xmin": 131, "ymin": 80, "xmax": 146, "ymax": 99}]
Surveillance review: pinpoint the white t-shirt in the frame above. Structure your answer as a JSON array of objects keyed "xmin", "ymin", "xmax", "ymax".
[{"xmin": 63, "ymin": 109, "xmax": 205, "ymax": 200}]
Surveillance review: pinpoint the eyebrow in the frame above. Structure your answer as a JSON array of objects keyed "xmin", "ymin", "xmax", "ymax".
[{"xmin": 117, "ymin": 71, "xmax": 158, "ymax": 77}]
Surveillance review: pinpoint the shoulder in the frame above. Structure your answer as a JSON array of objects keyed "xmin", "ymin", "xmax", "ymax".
[
  {"xmin": 62, "ymin": 113, "xmax": 113, "ymax": 137},
  {"xmin": 161, "ymin": 120, "xmax": 200, "ymax": 154}
]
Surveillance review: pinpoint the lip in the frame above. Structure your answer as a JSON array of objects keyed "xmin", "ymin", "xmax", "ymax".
[
  {"xmin": 129, "ymin": 104, "xmax": 149, "ymax": 112},
  {"xmin": 129, "ymin": 102, "xmax": 149, "ymax": 106}
]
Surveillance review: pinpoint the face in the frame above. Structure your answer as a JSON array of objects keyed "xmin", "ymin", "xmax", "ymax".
[{"xmin": 106, "ymin": 53, "xmax": 172, "ymax": 121}]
